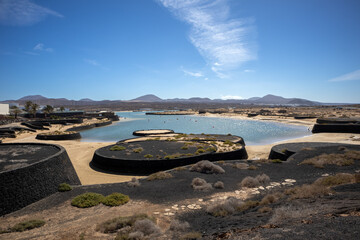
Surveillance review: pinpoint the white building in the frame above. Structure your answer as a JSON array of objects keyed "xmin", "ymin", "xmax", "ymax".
[{"xmin": 0, "ymin": 103, "xmax": 10, "ymax": 115}]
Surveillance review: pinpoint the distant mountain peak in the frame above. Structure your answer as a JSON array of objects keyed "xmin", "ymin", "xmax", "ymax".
[
  {"xmin": 79, "ymin": 98, "xmax": 94, "ymax": 102},
  {"xmin": 18, "ymin": 95, "xmax": 48, "ymax": 101},
  {"xmin": 131, "ymin": 94, "xmax": 162, "ymax": 102}
]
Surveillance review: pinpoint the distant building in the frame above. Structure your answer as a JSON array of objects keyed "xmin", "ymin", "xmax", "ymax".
[{"xmin": 0, "ymin": 103, "xmax": 10, "ymax": 115}]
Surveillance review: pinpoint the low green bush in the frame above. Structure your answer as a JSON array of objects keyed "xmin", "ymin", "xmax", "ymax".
[
  {"xmin": 58, "ymin": 183, "xmax": 72, "ymax": 192},
  {"xmin": 144, "ymin": 154, "xmax": 153, "ymax": 158},
  {"xmin": 110, "ymin": 145, "xmax": 126, "ymax": 151},
  {"xmin": 11, "ymin": 219, "xmax": 45, "ymax": 232},
  {"xmin": 102, "ymin": 193, "xmax": 130, "ymax": 207},
  {"xmin": 71, "ymin": 192, "xmax": 105, "ymax": 208}
]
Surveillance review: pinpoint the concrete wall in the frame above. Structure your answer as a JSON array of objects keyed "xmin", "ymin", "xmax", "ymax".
[{"xmin": 0, "ymin": 104, "xmax": 9, "ymax": 115}]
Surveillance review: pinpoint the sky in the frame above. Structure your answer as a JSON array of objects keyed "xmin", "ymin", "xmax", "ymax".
[{"xmin": 0, "ymin": 0, "xmax": 360, "ymax": 103}]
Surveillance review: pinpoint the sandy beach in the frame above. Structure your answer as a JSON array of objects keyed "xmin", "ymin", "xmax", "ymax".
[{"xmin": 2, "ymin": 116, "xmax": 360, "ymax": 185}]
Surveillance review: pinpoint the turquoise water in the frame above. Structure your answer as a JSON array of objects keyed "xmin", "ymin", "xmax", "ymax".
[{"xmin": 80, "ymin": 112, "xmax": 311, "ymax": 145}]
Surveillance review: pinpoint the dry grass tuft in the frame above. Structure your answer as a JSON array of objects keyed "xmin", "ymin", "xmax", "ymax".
[
  {"xmin": 127, "ymin": 177, "xmax": 140, "ymax": 187},
  {"xmin": 169, "ymin": 219, "xmax": 190, "ymax": 232},
  {"xmin": 237, "ymin": 200, "xmax": 259, "ymax": 212},
  {"xmin": 191, "ymin": 177, "xmax": 213, "ymax": 191},
  {"xmin": 260, "ymin": 193, "xmax": 283, "ymax": 205},
  {"xmin": 300, "ymin": 150, "xmax": 360, "ymax": 168},
  {"xmin": 96, "ymin": 214, "xmax": 150, "ymax": 233},
  {"xmin": 133, "ymin": 218, "xmax": 161, "ymax": 236},
  {"xmin": 214, "ymin": 181, "xmax": 225, "ymax": 189},
  {"xmin": 248, "ymin": 165, "xmax": 258, "ymax": 170},
  {"xmin": 147, "ymin": 171, "xmax": 173, "ymax": 181},
  {"xmin": 284, "ymin": 184, "xmax": 331, "ymax": 200},
  {"xmin": 190, "ymin": 160, "xmax": 225, "ymax": 174},
  {"xmin": 240, "ymin": 176, "xmax": 260, "ymax": 188},
  {"xmin": 269, "ymin": 205, "xmax": 319, "ymax": 224},
  {"xmin": 240, "ymin": 174, "xmax": 270, "ymax": 188},
  {"xmin": 314, "ymin": 173, "xmax": 355, "ymax": 186},
  {"xmin": 206, "ymin": 197, "xmax": 243, "ymax": 217},
  {"xmin": 233, "ymin": 162, "xmax": 249, "ymax": 169}
]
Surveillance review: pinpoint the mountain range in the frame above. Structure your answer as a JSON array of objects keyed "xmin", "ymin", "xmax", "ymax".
[{"xmin": 1, "ymin": 94, "xmax": 329, "ymax": 106}]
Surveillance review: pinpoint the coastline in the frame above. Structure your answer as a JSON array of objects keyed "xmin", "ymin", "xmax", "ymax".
[{"xmin": 2, "ymin": 115, "xmax": 360, "ymax": 185}]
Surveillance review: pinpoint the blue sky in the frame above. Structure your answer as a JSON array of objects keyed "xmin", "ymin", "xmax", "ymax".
[{"xmin": 0, "ymin": 0, "xmax": 359, "ymax": 103}]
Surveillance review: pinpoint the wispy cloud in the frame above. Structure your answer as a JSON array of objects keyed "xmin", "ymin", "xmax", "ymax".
[
  {"xmin": 181, "ymin": 67, "xmax": 203, "ymax": 77},
  {"xmin": 221, "ymin": 95, "xmax": 243, "ymax": 100},
  {"xmin": 0, "ymin": 0, "xmax": 63, "ymax": 26},
  {"xmin": 158, "ymin": 0, "xmax": 256, "ymax": 77},
  {"xmin": 329, "ymin": 69, "xmax": 360, "ymax": 82},
  {"xmin": 244, "ymin": 69, "xmax": 255, "ymax": 73},
  {"xmin": 84, "ymin": 59, "xmax": 100, "ymax": 66},
  {"xmin": 33, "ymin": 43, "xmax": 53, "ymax": 52}
]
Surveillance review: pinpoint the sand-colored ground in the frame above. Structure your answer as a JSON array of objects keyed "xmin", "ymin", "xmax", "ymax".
[{"xmin": 2, "ymin": 116, "xmax": 360, "ymax": 185}]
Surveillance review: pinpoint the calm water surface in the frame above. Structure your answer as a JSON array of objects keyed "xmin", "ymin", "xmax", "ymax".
[{"xmin": 80, "ymin": 112, "xmax": 311, "ymax": 145}]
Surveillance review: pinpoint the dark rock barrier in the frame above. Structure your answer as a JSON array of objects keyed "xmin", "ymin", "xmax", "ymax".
[
  {"xmin": 0, "ymin": 143, "xmax": 80, "ymax": 216},
  {"xmin": 316, "ymin": 118, "xmax": 360, "ymax": 124},
  {"xmin": 21, "ymin": 122, "xmax": 49, "ymax": 130},
  {"xmin": 133, "ymin": 129, "xmax": 175, "ymax": 136},
  {"xmin": 95, "ymin": 120, "xmax": 112, "ymax": 127},
  {"xmin": 92, "ymin": 140, "xmax": 218, "ymax": 174},
  {"xmin": 92, "ymin": 138, "xmax": 248, "ymax": 174},
  {"xmin": 66, "ymin": 124, "xmax": 96, "ymax": 132},
  {"xmin": 36, "ymin": 132, "xmax": 81, "ymax": 141},
  {"xmin": 268, "ymin": 142, "xmax": 356, "ymax": 161},
  {"xmin": 312, "ymin": 123, "xmax": 360, "ymax": 134}
]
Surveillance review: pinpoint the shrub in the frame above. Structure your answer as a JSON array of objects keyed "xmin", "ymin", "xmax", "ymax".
[
  {"xmin": 206, "ymin": 197, "xmax": 243, "ymax": 217},
  {"xmin": 181, "ymin": 145, "xmax": 189, "ymax": 150},
  {"xmin": 58, "ymin": 183, "xmax": 72, "ymax": 192},
  {"xmin": 127, "ymin": 177, "xmax": 141, "ymax": 187},
  {"xmin": 190, "ymin": 160, "xmax": 225, "ymax": 174},
  {"xmin": 271, "ymin": 159, "xmax": 282, "ymax": 163},
  {"xmin": 237, "ymin": 200, "xmax": 259, "ymax": 212},
  {"xmin": 181, "ymin": 232, "xmax": 202, "ymax": 240},
  {"xmin": 234, "ymin": 162, "xmax": 249, "ymax": 169},
  {"xmin": 144, "ymin": 154, "xmax": 153, "ymax": 158},
  {"xmin": 269, "ymin": 205, "xmax": 317, "ymax": 224},
  {"xmin": 223, "ymin": 140, "xmax": 234, "ymax": 146},
  {"xmin": 260, "ymin": 193, "xmax": 283, "ymax": 205},
  {"xmin": 147, "ymin": 171, "xmax": 173, "ymax": 181},
  {"xmin": 97, "ymin": 214, "xmax": 150, "ymax": 233},
  {"xmin": 300, "ymin": 150, "xmax": 360, "ymax": 168},
  {"xmin": 170, "ymin": 219, "xmax": 190, "ymax": 232},
  {"xmin": 191, "ymin": 178, "xmax": 213, "ymax": 191},
  {"xmin": 206, "ymin": 147, "xmax": 216, "ymax": 152},
  {"xmin": 195, "ymin": 149, "xmax": 205, "ymax": 154},
  {"xmin": 128, "ymin": 231, "xmax": 143, "ymax": 239},
  {"xmin": 110, "ymin": 145, "xmax": 126, "ymax": 151},
  {"xmin": 102, "ymin": 193, "xmax": 130, "ymax": 207},
  {"xmin": 284, "ymin": 184, "xmax": 331, "ymax": 200},
  {"xmin": 248, "ymin": 165, "xmax": 257, "ymax": 170},
  {"xmin": 240, "ymin": 176, "xmax": 260, "ymax": 188},
  {"xmin": 71, "ymin": 192, "xmax": 105, "ymax": 208},
  {"xmin": 214, "ymin": 181, "xmax": 224, "ymax": 189},
  {"xmin": 133, "ymin": 219, "xmax": 161, "ymax": 236},
  {"xmin": 355, "ymin": 173, "xmax": 360, "ymax": 183},
  {"xmin": 11, "ymin": 219, "xmax": 45, "ymax": 232},
  {"xmin": 174, "ymin": 166, "xmax": 187, "ymax": 171},
  {"xmin": 314, "ymin": 173, "xmax": 355, "ymax": 186},
  {"xmin": 255, "ymin": 174, "xmax": 270, "ymax": 185},
  {"xmin": 132, "ymin": 148, "xmax": 143, "ymax": 153}
]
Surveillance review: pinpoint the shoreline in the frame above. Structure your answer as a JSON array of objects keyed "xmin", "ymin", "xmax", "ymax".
[{"xmin": 2, "ymin": 115, "xmax": 360, "ymax": 185}]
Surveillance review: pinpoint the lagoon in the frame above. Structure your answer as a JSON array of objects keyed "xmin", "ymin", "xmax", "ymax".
[{"xmin": 80, "ymin": 112, "xmax": 311, "ymax": 145}]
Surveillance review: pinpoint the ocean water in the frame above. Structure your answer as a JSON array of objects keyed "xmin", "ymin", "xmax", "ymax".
[{"xmin": 80, "ymin": 111, "xmax": 311, "ymax": 145}]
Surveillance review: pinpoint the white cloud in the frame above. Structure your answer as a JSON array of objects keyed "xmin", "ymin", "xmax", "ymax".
[
  {"xmin": 181, "ymin": 67, "xmax": 203, "ymax": 77},
  {"xmin": 33, "ymin": 43, "xmax": 53, "ymax": 52},
  {"xmin": 0, "ymin": 0, "xmax": 63, "ymax": 26},
  {"xmin": 244, "ymin": 69, "xmax": 254, "ymax": 73},
  {"xmin": 84, "ymin": 59, "xmax": 100, "ymax": 66},
  {"xmin": 158, "ymin": 0, "xmax": 256, "ymax": 77},
  {"xmin": 329, "ymin": 69, "xmax": 360, "ymax": 82},
  {"xmin": 221, "ymin": 95, "xmax": 243, "ymax": 100}
]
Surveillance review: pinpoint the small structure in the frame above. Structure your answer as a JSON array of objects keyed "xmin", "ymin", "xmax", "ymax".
[{"xmin": 0, "ymin": 103, "xmax": 9, "ymax": 115}]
